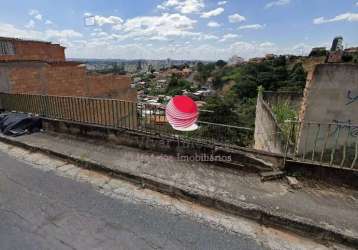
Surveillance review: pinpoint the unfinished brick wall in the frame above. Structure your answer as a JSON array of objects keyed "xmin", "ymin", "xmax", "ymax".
[
  {"xmin": 0, "ymin": 39, "xmax": 65, "ymax": 62},
  {"xmin": 45, "ymin": 64, "xmax": 87, "ymax": 96},
  {"xmin": 8, "ymin": 62, "xmax": 45, "ymax": 94},
  {"xmin": 0, "ymin": 61, "xmax": 136, "ymax": 101},
  {"xmin": 0, "ymin": 37, "xmax": 136, "ymax": 102},
  {"xmin": 87, "ymin": 74, "xmax": 136, "ymax": 101}
]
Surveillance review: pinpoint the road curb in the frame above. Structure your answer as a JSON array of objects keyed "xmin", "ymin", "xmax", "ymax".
[{"xmin": 0, "ymin": 135, "xmax": 357, "ymax": 248}]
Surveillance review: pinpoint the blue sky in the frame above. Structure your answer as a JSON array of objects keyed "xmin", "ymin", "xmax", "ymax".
[{"xmin": 0, "ymin": 0, "xmax": 357, "ymax": 60}]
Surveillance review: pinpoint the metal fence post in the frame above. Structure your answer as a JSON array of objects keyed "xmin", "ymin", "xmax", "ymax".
[
  {"xmin": 283, "ymin": 120, "xmax": 295, "ymax": 169},
  {"xmin": 0, "ymin": 93, "xmax": 3, "ymax": 111}
]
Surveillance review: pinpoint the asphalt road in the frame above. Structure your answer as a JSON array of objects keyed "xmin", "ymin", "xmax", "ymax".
[{"xmin": 0, "ymin": 151, "xmax": 264, "ymax": 250}]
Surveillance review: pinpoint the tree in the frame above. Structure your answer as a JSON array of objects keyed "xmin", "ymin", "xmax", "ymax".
[
  {"xmin": 215, "ymin": 60, "xmax": 227, "ymax": 68},
  {"xmin": 196, "ymin": 62, "xmax": 216, "ymax": 83},
  {"xmin": 342, "ymin": 54, "xmax": 353, "ymax": 63},
  {"xmin": 165, "ymin": 75, "xmax": 192, "ymax": 96},
  {"xmin": 201, "ymin": 96, "xmax": 239, "ymax": 125},
  {"xmin": 112, "ymin": 63, "xmax": 126, "ymax": 75},
  {"xmin": 200, "ymin": 95, "xmax": 255, "ymax": 146},
  {"xmin": 137, "ymin": 60, "xmax": 142, "ymax": 71}
]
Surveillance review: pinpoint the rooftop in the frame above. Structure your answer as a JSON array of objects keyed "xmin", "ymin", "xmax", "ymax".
[{"xmin": 0, "ymin": 36, "xmax": 63, "ymax": 47}]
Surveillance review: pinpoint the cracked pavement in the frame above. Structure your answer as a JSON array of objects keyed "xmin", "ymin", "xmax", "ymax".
[
  {"xmin": 0, "ymin": 149, "xmax": 264, "ymax": 250},
  {"xmin": 0, "ymin": 142, "xmax": 351, "ymax": 250}
]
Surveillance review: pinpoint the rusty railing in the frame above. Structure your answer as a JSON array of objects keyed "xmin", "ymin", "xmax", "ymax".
[
  {"xmin": 284, "ymin": 120, "xmax": 358, "ymax": 169},
  {"xmin": 0, "ymin": 93, "xmax": 254, "ymax": 148}
]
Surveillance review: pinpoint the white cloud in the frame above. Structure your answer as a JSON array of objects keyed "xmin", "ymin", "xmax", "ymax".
[
  {"xmin": 82, "ymin": 12, "xmax": 202, "ymax": 45},
  {"xmin": 92, "ymin": 15, "xmax": 124, "ymax": 26},
  {"xmin": 203, "ymin": 34, "xmax": 219, "ymax": 40},
  {"xmin": 0, "ymin": 22, "xmax": 82, "ymax": 43},
  {"xmin": 208, "ymin": 21, "xmax": 221, "ymax": 27},
  {"xmin": 228, "ymin": 13, "xmax": 246, "ymax": 23},
  {"xmin": 26, "ymin": 9, "xmax": 43, "ymax": 27},
  {"xmin": 157, "ymin": 0, "xmax": 205, "ymax": 14},
  {"xmin": 122, "ymin": 13, "xmax": 198, "ymax": 39},
  {"xmin": 45, "ymin": 20, "xmax": 53, "ymax": 25},
  {"xmin": 218, "ymin": 1, "xmax": 227, "ymax": 6},
  {"xmin": 69, "ymin": 43, "xmax": 157, "ymax": 60},
  {"xmin": 200, "ymin": 7, "xmax": 224, "ymax": 18},
  {"xmin": 289, "ymin": 43, "xmax": 313, "ymax": 55},
  {"xmin": 0, "ymin": 22, "xmax": 41, "ymax": 39},
  {"xmin": 259, "ymin": 42, "xmax": 275, "ymax": 47},
  {"xmin": 238, "ymin": 24, "xmax": 265, "ymax": 30},
  {"xmin": 67, "ymin": 38, "xmax": 318, "ymax": 61},
  {"xmin": 28, "ymin": 9, "xmax": 42, "ymax": 21},
  {"xmin": 90, "ymin": 31, "xmax": 108, "ymax": 38},
  {"xmin": 25, "ymin": 20, "xmax": 35, "ymax": 29},
  {"xmin": 220, "ymin": 33, "xmax": 239, "ymax": 42},
  {"xmin": 149, "ymin": 36, "xmax": 169, "ymax": 41},
  {"xmin": 195, "ymin": 34, "xmax": 219, "ymax": 40},
  {"xmin": 28, "ymin": 9, "xmax": 40, "ymax": 16},
  {"xmin": 356, "ymin": 2, "xmax": 358, "ymax": 6},
  {"xmin": 229, "ymin": 41, "xmax": 277, "ymax": 58},
  {"xmin": 34, "ymin": 14, "xmax": 42, "ymax": 21},
  {"xmin": 45, "ymin": 29, "xmax": 83, "ymax": 39},
  {"xmin": 265, "ymin": 0, "xmax": 290, "ymax": 9},
  {"xmin": 313, "ymin": 12, "xmax": 358, "ymax": 24},
  {"xmin": 0, "ymin": 5, "xmax": 328, "ymax": 62}
]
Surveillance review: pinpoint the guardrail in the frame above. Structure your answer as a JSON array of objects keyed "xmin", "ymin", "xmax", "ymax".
[
  {"xmin": 0, "ymin": 93, "xmax": 254, "ymax": 148},
  {"xmin": 284, "ymin": 120, "xmax": 358, "ymax": 169}
]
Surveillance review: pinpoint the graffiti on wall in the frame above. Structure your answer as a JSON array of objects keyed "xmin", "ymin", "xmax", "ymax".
[
  {"xmin": 331, "ymin": 119, "xmax": 358, "ymax": 138},
  {"xmin": 346, "ymin": 90, "xmax": 358, "ymax": 106}
]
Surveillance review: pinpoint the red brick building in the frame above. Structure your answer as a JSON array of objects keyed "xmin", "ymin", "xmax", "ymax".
[
  {"xmin": 0, "ymin": 37, "xmax": 65, "ymax": 62},
  {"xmin": 326, "ymin": 51, "xmax": 343, "ymax": 63},
  {"xmin": 0, "ymin": 37, "xmax": 136, "ymax": 101}
]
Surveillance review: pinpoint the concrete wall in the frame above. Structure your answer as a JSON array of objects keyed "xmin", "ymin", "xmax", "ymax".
[
  {"xmin": 254, "ymin": 92, "xmax": 286, "ymax": 154},
  {"xmin": 263, "ymin": 91, "xmax": 303, "ymax": 111},
  {"xmin": 42, "ymin": 118, "xmax": 283, "ymax": 172},
  {"xmin": 298, "ymin": 64, "xmax": 358, "ymax": 154}
]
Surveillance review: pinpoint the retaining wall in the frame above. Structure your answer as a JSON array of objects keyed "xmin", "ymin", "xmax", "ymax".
[
  {"xmin": 41, "ymin": 118, "xmax": 284, "ymax": 172},
  {"xmin": 254, "ymin": 92, "xmax": 286, "ymax": 154},
  {"xmin": 298, "ymin": 64, "xmax": 358, "ymax": 154}
]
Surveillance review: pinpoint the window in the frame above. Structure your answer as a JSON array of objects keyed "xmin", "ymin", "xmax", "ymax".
[{"xmin": 0, "ymin": 41, "xmax": 15, "ymax": 55}]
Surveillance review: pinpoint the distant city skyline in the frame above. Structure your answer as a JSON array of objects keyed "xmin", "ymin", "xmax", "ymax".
[{"xmin": 0, "ymin": 0, "xmax": 357, "ymax": 60}]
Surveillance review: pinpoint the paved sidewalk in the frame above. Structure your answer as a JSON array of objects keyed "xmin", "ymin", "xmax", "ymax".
[{"xmin": 1, "ymin": 132, "xmax": 358, "ymax": 246}]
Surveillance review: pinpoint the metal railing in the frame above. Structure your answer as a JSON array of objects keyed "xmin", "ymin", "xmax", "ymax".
[
  {"xmin": 284, "ymin": 121, "xmax": 358, "ymax": 169},
  {"xmin": 0, "ymin": 93, "xmax": 138, "ymax": 129},
  {"xmin": 137, "ymin": 102, "xmax": 253, "ymax": 147},
  {"xmin": 0, "ymin": 93, "xmax": 254, "ymax": 148}
]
